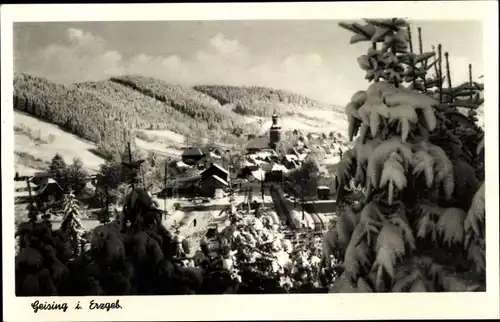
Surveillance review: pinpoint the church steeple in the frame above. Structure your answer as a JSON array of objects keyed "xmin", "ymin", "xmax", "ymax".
[
  {"xmin": 272, "ymin": 111, "xmax": 278, "ymax": 125},
  {"xmin": 269, "ymin": 110, "xmax": 281, "ymax": 150}
]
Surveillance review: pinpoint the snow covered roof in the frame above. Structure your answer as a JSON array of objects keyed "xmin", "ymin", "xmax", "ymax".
[
  {"xmin": 260, "ymin": 162, "xmax": 273, "ymax": 172},
  {"xmin": 317, "ymin": 186, "xmax": 330, "ymax": 190},
  {"xmin": 208, "ymin": 151, "xmax": 222, "ymax": 159},
  {"xmin": 271, "ymin": 163, "xmax": 289, "ymax": 173},
  {"xmin": 242, "ymin": 160, "xmax": 255, "ymax": 168},
  {"xmin": 176, "ymin": 160, "xmax": 190, "ymax": 168},
  {"xmin": 251, "ymin": 169, "xmax": 266, "ymax": 181},
  {"xmin": 256, "ymin": 151, "xmax": 272, "ymax": 159},
  {"xmin": 36, "ymin": 178, "xmax": 63, "ymax": 194},
  {"xmin": 284, "ymin": 154, "xmax": 299, "ymax": 162},
  {"xmin": 253, "ymin": 159, "xmax": 265, "ymax": 165},
  {"xmin": 201, "ymin": 174, "xmax": 229, "ymax": 186},
  {"xmin": 200, "ymin": 163, "xmax": 229, "ymax": 176}
]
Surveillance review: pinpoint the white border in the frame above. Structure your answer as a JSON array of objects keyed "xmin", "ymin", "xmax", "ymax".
[{"xmin": 2, "ymin": 2, "xmax": 499, "ymax": 321}]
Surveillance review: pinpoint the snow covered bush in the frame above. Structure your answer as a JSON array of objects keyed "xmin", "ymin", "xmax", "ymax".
[{"xmin": 329, "ymin": 18, "xmax": 485, "ymax": 293}]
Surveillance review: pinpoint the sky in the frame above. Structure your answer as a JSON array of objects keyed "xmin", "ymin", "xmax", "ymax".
[{"xmin": 13, "ymin": 20, "xmax": 484, "ymax": 105}]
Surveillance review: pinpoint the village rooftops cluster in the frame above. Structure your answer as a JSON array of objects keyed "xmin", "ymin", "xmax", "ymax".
[
  {"xmin": 166, "ymin": 111, "xmax": 347, "ymax": 200},
  {"xmin": 181, "ymin": 146, "xmax": 225, "ymax": 166}
]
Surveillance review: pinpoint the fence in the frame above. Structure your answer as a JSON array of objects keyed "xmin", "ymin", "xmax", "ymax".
[{"xmin": 14, "ymin": 178, "xmax": 32, "ymax": 205}]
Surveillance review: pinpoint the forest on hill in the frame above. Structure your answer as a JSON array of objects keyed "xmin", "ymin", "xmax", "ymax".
[
  {"xmin": 13, "ymin": 73, "xmax": 336, "ymax": 159},
  {"xmin": 193, "ymin": 84, "xmax": 331, "ymax": 117}
]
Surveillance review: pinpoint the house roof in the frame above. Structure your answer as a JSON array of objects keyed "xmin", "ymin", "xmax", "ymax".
[
  {"xmin": 284, "ymin": 154, "xmax": 299, "ymax": 162},
  {"xmin": 201, "ymin": 146, "xmax": 223, "ymax": 156},
  {"xmin": 176, "ymin": 160, "xmax": 190, "ymax": 168},
  {"xmin": 251, "ymin": 169, "xmax": 266, "ymax": 181},
  {"xmin": 182, "ymin": 147, "xmax": 205, "ymax": 157},
  {"xmin": 242, "ymin": 160, "xmax": 255, "ymax": 168},
  {"xmin": 256, "ymin": 151, "xmax": 273, "ymax": 159},
  {"xmin": 271, "ymin": 163, "xmax": 289, "ymax": 173},
  {"xmin": 208, "ymin": 152, "xmax": 222, "ymax": 159},
  {"xmin": 200, "ymin": 163, "xmax": 229, "ymax": 176},
  {"xmin": 201, "ymin": 174, "xmax": 229, "ymax": 187},
  {"xmin": 260, "ymin": 162, "xmax": 273, "ymax": 172},
  {"xmin": 245, "ymin": 135, "xmax": 270, "ymax": 151},
  {"xmin": 36, "ymin": 178, "xmax": 63, "ymax": 194}
]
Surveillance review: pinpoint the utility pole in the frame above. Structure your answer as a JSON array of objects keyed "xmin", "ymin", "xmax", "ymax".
[
  {"xmin": 164, "ymin": 160, "xmax": 168, "ymax": 212},
  {"xmin": 26, "ymin": 177, "xmax": 37, "ymax": 221},
  {"xmin": 127, "ymin": 142, "xmax": 135, "ymax": 190},
  {"xmin": 261, "ymin": 171, "xmax": 265, "ymax": 202},
  {"xmin": 299, "ymin": 181, "xmax": 305, "ymax": 221},
  {"xmin": 104, "ymin": 184, "xmax": 110, "ymax": 223},
  {"xmin": 26, "ymin": 177, "xmax": 33, "ymax": 208},
  {"xmin": 226, "ymin": 149, "xmax": 233, "ymax": 197},
  {"xmin": 141, "ymin": 166, "xmax": 146, "ymax": 190}
]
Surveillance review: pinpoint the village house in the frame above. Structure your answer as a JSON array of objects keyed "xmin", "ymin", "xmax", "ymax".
[
  {"xmin": 199, "ymin": 175, "xmax": 229, "ymax": 198},
  {"xmin": 201, "ymin": 146, "xmax": 223, "ymax": 160},
  {"xmin": 181, "ymin": 147, "xmax": 206, "ymax": 165},
  {"xmin": 14, "ymin": 171, "xmax": 54, "ymax": 205},
  {"xmin": 282, "ymin": 154, "xmax": 301, "ymax": 170},
  {"xmin": 265, "ymin": 163, "xmax": 288, "ymax": 184},
  {"xmin": 200, "ymin": 163, "xmax": 230, "ymax": 183},
  {"xmin": 156, "ymin": 175, "xmax": 201, "ymax": 199},
  {"xmin": 35, "ymin": 177, "xmax": 64, "ymax": 206}
]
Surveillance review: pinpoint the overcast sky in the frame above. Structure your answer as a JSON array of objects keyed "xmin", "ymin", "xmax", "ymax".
[{"xmin": 13, "ymin": 20, "xmax": 483, "ymax": 105}]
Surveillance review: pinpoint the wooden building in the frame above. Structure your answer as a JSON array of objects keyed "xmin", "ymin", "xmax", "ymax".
[
  {"xmin": 181, "ymin": 147, "xmax": 206, "ymax": 165},
  {"xmin": 199, "ymin": 175, "xmax": 229, "ymax": 198},
  {"xmin": 200, "ymin": 163, "xmax": 229, "ymax": 183},
  {"xmin": 35, "ymin": 177, "xmax": 64, "ymax": 205}
]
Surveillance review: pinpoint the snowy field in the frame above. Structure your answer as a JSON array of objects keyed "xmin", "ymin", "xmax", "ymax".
[
  {"xmin": 135, "ymin": 138, "xmax": 183, "ymax": 157},
  {"xmin": 14, "ymin": 111, "xmax": 106, "ymax": 173}
]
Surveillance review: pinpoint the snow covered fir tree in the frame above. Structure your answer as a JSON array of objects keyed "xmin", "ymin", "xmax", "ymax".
[
  {"xmin": 330, "ymin": 18, "xmax": 485, "ymax": 292},
  {"xmin": 13, "ymin": 18, "xmax": 486, "ymax": 295},
  {"xmin": 60, "ymin": 189, "xmax": 87, "ymax": 255}
]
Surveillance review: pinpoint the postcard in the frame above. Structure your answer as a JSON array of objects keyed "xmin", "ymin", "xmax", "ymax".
[{"xmin": 1, "ymin": 1, "xmax": 499, "ymax": 321}]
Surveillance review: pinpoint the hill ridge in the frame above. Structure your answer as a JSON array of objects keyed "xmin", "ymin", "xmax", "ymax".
[{"xmin": 13, "ymin": 72, "xmax": 345, "ymax": 161}]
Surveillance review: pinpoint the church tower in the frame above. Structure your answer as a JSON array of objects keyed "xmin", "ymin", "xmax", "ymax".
[{"xmin": 269, "ymin": 111, "xmax": 281, "ymax": 150}]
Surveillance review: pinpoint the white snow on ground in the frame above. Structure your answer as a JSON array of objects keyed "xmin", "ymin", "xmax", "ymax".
[
  {"xmin": 247, "ymin": 108, "xmax": 349, "ymax": 137},
  {"xmin": 14, "ymin": 111, "xmax": 105, "ymax": 173},
  {"xmin": 13, "ymin": 164, "xmax": 40, "ymax": 176},
  {"xmin": 51, "ymin": 219, "xmax": 102, "ymax": 231},
  {"xmin": 135, "ymin": 138, "xmax": 183, "ymax": 157},
  {"xmin": 321, "ymin": 155, "xmax": 342, "ymax": 165},
  {"xmin": 141, "ymin": 129, "xmax": 186, "ymax": 145}
]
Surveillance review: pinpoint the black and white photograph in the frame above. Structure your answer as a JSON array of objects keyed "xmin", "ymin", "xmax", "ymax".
[{"xmin": 2, "ymin": 2, "xmax": 499, "ymax": 321}]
